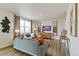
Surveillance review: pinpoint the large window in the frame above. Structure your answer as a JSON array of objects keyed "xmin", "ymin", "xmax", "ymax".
[{"xmin": 20, "ymin": 19, "xmax": 31, "ymax": 34}]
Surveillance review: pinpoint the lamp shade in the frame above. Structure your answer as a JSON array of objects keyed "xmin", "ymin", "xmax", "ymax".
[
  {"xmin": 33, "ymin": 27, "xmax": 36, "ymax": 30},
  {"xmin": 15, "ymin": 29, "xmax": 19, "ymax": 33}
]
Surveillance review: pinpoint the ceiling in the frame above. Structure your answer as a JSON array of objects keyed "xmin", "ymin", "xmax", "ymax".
[{"xmin": 0, "ymin": 3, "xmax": 70, "ymax": 20}]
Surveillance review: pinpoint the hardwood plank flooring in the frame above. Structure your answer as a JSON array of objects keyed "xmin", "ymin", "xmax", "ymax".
[
  {"xmin": 46, "ymin": 39, "xmax": 69, "ymax": 56},
  {"xmin": 0, "ymin": 46, "xmax": 31, "ymax": 56}
]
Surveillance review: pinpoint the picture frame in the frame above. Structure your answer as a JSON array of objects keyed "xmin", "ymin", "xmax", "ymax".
[
  {"xmin": 70, "ymin": 3, "xmax": 77, "ymax": 37},
  {"xmin": 42, "ymin": 25, "xmax": 51, "ymax": 31},
  {"xmin": 53, "ymin": 21, "xmax": 57, "ymax": 36}
]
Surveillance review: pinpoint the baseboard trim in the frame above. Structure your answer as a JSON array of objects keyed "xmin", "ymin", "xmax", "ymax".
[{"xmin": 0, "ymin": 45, "xmax": 12, "ymax": 50}]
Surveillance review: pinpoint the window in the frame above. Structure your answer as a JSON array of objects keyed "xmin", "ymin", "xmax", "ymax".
[{"xmin": 20, "ymin": 19, "xmax": 31, "ymax": 34}]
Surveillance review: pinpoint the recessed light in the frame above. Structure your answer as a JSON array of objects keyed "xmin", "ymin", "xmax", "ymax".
[{"xmin": 40, "ymin": 13, "xmax": 42, "ymax": 16}]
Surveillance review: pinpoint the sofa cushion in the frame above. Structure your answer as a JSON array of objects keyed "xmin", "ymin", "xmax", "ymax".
[{"xmin": 26, "ymin": 33, "xmax": 31, "ymax": 37}]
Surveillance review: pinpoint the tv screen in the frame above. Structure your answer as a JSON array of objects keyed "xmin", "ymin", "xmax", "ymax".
[{"xmin": 42, "ymin": 25, "xmax": 51, "ymax": 31}]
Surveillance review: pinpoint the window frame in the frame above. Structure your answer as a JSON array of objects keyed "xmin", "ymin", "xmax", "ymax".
[{"xmin": 20, "ymin": 19, "xmax": 31, "ymax": 34}]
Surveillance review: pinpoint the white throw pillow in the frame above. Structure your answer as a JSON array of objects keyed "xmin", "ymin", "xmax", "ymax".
[{"xmin": 31, "ymin": 33, "xmax": 35, "ymax": 37}]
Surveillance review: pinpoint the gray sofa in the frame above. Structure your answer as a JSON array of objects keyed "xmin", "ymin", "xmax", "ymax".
[{"xmin": 13, "ymin": 38, "xmax": 48, "ymax": 56}]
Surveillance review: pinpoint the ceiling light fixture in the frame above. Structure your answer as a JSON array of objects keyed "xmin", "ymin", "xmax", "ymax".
[{"xmin": 40, "ymin": 13, "xmax": 42, "ymax": 16}]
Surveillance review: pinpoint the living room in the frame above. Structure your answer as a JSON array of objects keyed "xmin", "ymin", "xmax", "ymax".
[
  {"xmin": 0, "ymin": 3, "xmax": 68, "ymax": 56},
  {"xmin": 0, "ymin": 3, "xmax": 79, "ymax": 56}
]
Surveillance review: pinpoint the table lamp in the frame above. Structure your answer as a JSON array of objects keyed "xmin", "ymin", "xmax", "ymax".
[{"xmin": 15, "ymin": 29, "xmax": 19, "ymax": 37}]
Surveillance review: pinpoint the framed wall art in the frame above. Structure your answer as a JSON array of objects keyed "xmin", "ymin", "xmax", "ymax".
[
  {"xmin": 53, "ymin": 21, "xmax": 57, "ymax": 36},
  {"xmin": 70, "ymin": 3, "xmax": 77, "ymax": 37}
]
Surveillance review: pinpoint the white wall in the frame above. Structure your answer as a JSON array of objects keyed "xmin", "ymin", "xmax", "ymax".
[
  {"xmin": 0, "ymin": 10, "xmax": 14, "ymax": 48},
  {"xmin": 57, "ymin": 19, "xmax": 66, "ymax": 36},
  {"xmin": 65, "ymin": 4, "xmax": 79, "ymax": 56}
]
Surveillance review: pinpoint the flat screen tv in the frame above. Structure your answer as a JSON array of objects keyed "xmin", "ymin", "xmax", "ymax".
[{"xmin": 42, "ymin": 25, "xmax": 51, "ymax": 31}]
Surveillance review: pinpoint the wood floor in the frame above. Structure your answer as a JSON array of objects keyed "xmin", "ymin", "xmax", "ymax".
[
  {"xmin": 46, "ymin": 39, "xmax": 69, "ymax": 56},
  {"xmin": 0, "ymin": 40, "xmax": 69, "ymax": 56},
  {"xmin": 0, "ymin": 46, "xmax": 31, "ymax": 56}
]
